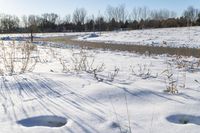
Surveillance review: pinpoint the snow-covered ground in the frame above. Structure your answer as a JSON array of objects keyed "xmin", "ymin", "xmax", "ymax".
[
  {"xmin": 0, "ymin": 39, "xmax": 200, "ymax": 133},
  {"xmin": 2, "ymin": 26, "xmax": 200, "ymax": 49},
  {"xmin": 1, "ymin": 26, "xmax": 200, "ymax": 133},
  {"xmin": 77, "ymin": 26, "xmax": 200, "ymax": 48},
  {"xmin": 0, "ymin": 32, "xmax": 86, "ymax": 39}
]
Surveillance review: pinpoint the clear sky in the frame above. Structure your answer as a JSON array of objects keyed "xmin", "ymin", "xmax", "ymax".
[{"xmin": 0, "ymin": 0, "xmax": 199, "ymax": 17}]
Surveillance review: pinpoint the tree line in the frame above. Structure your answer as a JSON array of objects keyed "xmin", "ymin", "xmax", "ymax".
[{"xmin": 0, "ymin": 5, "xmax": 200, "ymax": 33}]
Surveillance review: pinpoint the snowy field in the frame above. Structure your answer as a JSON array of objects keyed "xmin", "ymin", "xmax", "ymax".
[
  {"xmin": 78, "ymin": 26, "xmax": 200, "ymax": 49},
  {"xmin": 1, "ymin": 26, "xmax": 200, "ymax": 49},
  {"xmin": 0, "ymin": 29, "xmax": 200, "ymax": 133},
  {"xmin": 0, "ymin": 32, "xmax": 86, "ymax": 40}
]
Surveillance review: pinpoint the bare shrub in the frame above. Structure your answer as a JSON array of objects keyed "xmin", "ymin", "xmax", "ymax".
[
  {"xmin": 20, "ymin": 43, "xmax": 38, "ymax": 73},
  {"xmin": 71, "ymin": 50, "xmax": 92, "ymax": 72},
  {"xmin": 1, "ymin": 42, "xmax": 15, "ymax": 74},
  {"xmin": 93, "ymin": 67, "xmax": 119, "ymax": 82},
  {"xmin": 162, "ymin": 61, "xmax": 186, "ymax": 94},
  {"xmin": 107, "ymin": 67, "xmax": 120, "ymax": 82},
  {"xmin": 0, "ymin": 41, "xmax": 38, "ymax": 75},
  {"xmin": 58, "ymin": 49, "xmax": 105, "ymax": 76},
  {"xmin": 49, "ymin": 47, "xmax": 57, "ymax": 59},
  {"xmin": 172, "ymin": 56, "xmax": 200, "ymax": 72},
  {"xmin": 162, "ymin": 68, "xmax": 178, "ymax": 94},
  {"xmin": 71, "ymin": 50, "xmax": 105, "ymax": 73},
  {"xmin": 58, "ymin": 49, "xmax": 121, "ymax": 82},
  {"xmin": 130, "ymin": 64, "xmax": 158, "ymax": 79},
  {"xmin": 36, "ymin": 45, "xmax": 54, "ymax": 63},
  {"xmin": 59, "ymin": 58, "xmax": 70, "ymax": 72}
]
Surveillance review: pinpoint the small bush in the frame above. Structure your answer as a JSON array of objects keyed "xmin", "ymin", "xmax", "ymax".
[
  {"xmin": 130, "ymin": 63, "xmax": 158, "ymax": 79},
  {"xmin": 162, "ymin": 61, "xmax": 186, "ymax": 94},
  {"xmin": 0, "ymin": 41, "xmax": 38, "ymax": 75}
]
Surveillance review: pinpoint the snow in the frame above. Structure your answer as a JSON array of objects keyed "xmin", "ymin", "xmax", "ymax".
[
  {"xmin": 0, "ymin": 32, "xmax": 87, "ymax": 40},
  {"xmin": 17, "ymin": 115, "xmax": 67, "ymax": 127},
  {"xmin": 77, "ymin": 26, "xmax": 200, "ymax": 48},
  {"xmin": 82, "ymin": 33, "xmax": 99, "ymax": 39},
  {"xmin": 0, "ymin": 29, "xmax": 200, "ymax": 133}
]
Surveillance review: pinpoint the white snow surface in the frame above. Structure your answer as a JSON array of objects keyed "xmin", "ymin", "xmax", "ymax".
[
  {"xmin": 0, "ymin": 32, "xmax": 86, "ymax": 39},
  {"xmin": 0, "ymin": 29, "xmax": 200, "ymax": 133},
  {"xmin": 77, "ymin": 26, "xmax": 200, "ymax": 48},
  {"xmin": 1, "ymin": 26, "xmax": 200, "ymax": 49}
]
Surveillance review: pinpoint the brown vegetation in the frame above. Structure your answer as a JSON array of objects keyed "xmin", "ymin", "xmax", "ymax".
[{"xmin": 37, "ymin": 36, "xmax": 200, "ymax": 58}]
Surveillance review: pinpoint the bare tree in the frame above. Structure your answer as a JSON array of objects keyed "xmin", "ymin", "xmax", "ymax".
[
  {"xmin": 86, "ymin": 15, "xmax": 95, "ymax": 31},
  {"xmin": 131, "ymin": 7, "xmax": 150, "ymax": 21},
  {"xmin": 41, "ymin": 13, "xmax": 59, "ymax": 25},
  {"xmin": 106, "ymin": 5, "xmax": 114, "ymax": 22},
  {"xmin": 131, "ymin": 7, "xmax": 139, "ymax": 21},
  {"xmin": 64, "ymin": 14, "xmax": 71, "ymax": 24},
  {"xmin": 150, "ymin": 9, "xmax": 177, "ymax": 20},
  {"xmin": 106, "ymin": 4, "xmax": 127, "ymax": 22},
  {"xmin": 0, "ymin": 14, "xmax": 19, "ymax": 32},
  {"xmin": 56, "ymin": 16, "xmax": 63, "ymax": 26},
  {"xmin": 170, "ymin": 11, "xmax": 177, "ymax": 18},
  {"xmin": 184, "ymin": 6, "xmax": 199, "ymax": 26},
  {"xmin": 116, "ymin": 4, "xmax": 127, "ymax": 22},
  {"xmin": 73, "ymin": 8, "xmax": 87, "ymax": 25},
  {"xmin": 141, "ymin": 7, "xmax": 150, "ymax": 20},
  {"xmin": 95, "ymin": 12, "xmax": 106, "ymax": 32},
  {"xmin": 22, "ymin": 15, "xmax": 29, "ymax": 29},
  {"xmin": 28, "ymin": 15, "xmax": 40, "ymax": 42}
]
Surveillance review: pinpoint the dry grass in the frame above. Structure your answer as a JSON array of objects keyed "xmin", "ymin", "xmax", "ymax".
[{"xmin": 36, "ymin": 36, "xmax": 200, "ymax": 58}]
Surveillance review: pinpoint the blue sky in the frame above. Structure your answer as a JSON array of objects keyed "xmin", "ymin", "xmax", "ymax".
[{"xmin": 0, "ymin": 0, "xmax": 199, "ymax": 17}]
